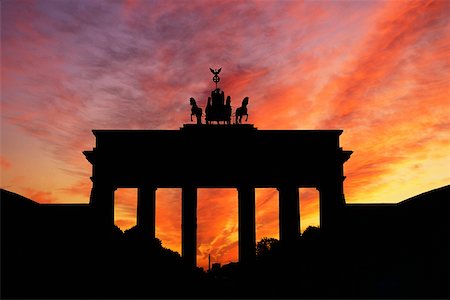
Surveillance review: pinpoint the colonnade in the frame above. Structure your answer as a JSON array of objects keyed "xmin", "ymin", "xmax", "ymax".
[
  {"xmin": 136, "ymin": 185, "xmax": 303, "ymax": 267},
  {"xmin": 90, "ymin": 183, "xmax": 343, "ymax": 268}
]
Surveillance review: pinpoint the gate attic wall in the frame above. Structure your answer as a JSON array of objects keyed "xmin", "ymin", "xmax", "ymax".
[
  {"xmin": 83, "ymin": 125, "xmax": 352, "ymax": 267},
  {"xmin": 85, "ymin": 125, "xmax": 349, "ymax": 188}
]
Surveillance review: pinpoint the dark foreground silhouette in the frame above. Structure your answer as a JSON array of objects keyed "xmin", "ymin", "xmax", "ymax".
[{"xmin": 1, "ymin": 185, "xmax": 449, "ymax": 299}]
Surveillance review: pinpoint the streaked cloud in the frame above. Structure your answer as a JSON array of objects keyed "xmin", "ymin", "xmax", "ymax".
[{"xmin": 1, "ymin": 0, "xmax": 449, "ymax": 269}]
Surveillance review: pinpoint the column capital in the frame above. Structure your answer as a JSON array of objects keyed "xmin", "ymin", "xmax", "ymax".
[
  {"xmin": 236, "ymin": 184, "xmax": 255, "ymax": 190},
  {"xmin": 317, "ymin": 178, "xmax": 346, "ymax": 191},
  {"xmin": 138, "ymin": 185, "xmax": 157, "ymax": 191},
  {"xmin": 276, "ymin": 184, "xmax": 298, "ymax": 191},
  {"xmin": 92, "ymin": 180, "xmax": 117, "ymax": 191}
]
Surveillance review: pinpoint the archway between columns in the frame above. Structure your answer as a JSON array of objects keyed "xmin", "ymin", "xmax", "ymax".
[
  {"xmin": 114, "ymin": 188, "xmax": 138, "ymax": 231},
  {"xmin": 300, "ymin": 188, "xmax": 320, "ymax": 233},
  {"xmin": 156, "ymin": 188, "xmax": 181, "ymax": 254},
  {"xmin": 256, "ymin": 188, "xmax": 279, "ymax": 241},
  {"xmin": 197, "ymin": 188, "xmax": 238, "ymax": 271}
]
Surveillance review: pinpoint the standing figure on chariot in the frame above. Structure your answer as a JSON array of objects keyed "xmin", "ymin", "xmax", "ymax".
[
  {"xmin": 211, "ymin": 88, "xmax": 224, "ymax": 107},
  {"xmin": 205, "ymin": 68, "xmax": 231, "ymax": 125},
  {"xmin": 207, "ymin": 88, "xmax": 229, "ymax": 124}
]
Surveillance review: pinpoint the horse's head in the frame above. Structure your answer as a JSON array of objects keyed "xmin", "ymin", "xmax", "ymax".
[
  {"xmin": 189, "ymin": 97, "xmax": 196, "ymax": 106},
  {"xmin": 242, "ymin": 97, "xmax": 249, "ymax": 106}
]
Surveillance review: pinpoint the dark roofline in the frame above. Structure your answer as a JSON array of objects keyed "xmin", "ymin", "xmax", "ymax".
[
  {"xmin": 0, "ymin": 188, "xmax": 39, "ymax": 206},
  {"xmin": 398, "ymin": 184, "xmax": 450, "ymax": 206}
]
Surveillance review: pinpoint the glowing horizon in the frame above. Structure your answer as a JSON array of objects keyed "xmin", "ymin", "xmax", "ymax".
[{"xmin": 1, "ymin": 0, "xmax": 449, "ymax": 270}]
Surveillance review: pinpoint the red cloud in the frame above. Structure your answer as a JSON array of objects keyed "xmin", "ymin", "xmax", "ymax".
[{"xmin": 23, "ymin": 188, "xmax": 58, "ymax": 204}]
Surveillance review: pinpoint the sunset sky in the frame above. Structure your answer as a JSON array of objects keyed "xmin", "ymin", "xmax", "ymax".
[{"xmin": 1, "ymin": 0, "xmax": 449, "ymax": 269}]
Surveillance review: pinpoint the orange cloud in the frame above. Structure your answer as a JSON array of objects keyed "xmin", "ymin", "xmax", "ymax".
[
  {"xmin": 22, "ymin": 188, "xmax": 58, "ymax": 204},
  {"xmin": 0, "ymin": 155, "xmax": 12, "ymax": 170},
  {"xmin": 304, "ymin": 0, "xmax": 450, "ymax": 203},
  {"xmin": 156, "ymin": 188, "xmax": 182, "ymax": 254},
  {"xmin": 60, "ymin": 178, "xmax": 93, "ymax": 199},
  {"xmin": 2, "ymin": 0, "xmax": 448, "ymax": 270}
]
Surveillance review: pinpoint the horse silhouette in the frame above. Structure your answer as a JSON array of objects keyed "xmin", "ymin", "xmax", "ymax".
[
  {"xmin": 190, "ymin": 97, "xmax": 202, "ymax": 124},
  {"xmin": 235, "ymin": 97, "xmax": 249, "ymax": 124}
]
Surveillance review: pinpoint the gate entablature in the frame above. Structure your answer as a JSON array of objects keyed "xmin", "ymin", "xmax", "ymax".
[{"xmin": 84, "ymin": 126, "xmax": 350, "ymax": 187}]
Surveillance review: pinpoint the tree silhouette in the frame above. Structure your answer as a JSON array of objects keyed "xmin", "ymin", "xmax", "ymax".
[
  {"xmin": 301, "ymin": 226, "xmax": 321, "ymax": 240},
  {"xmin": 256, "ymin": 237, "xmax": 279, "ymax": 258}
]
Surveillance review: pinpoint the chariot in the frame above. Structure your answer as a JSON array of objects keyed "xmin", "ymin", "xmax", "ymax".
[{"xmin": 189, "ymin": 67, "xmax": 249, "ymax": 125}]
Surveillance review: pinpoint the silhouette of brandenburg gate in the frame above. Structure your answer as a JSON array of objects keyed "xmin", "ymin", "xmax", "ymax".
[{"xmin": 83, "ymin": 69, "xmax": 352, "ymax": 267}]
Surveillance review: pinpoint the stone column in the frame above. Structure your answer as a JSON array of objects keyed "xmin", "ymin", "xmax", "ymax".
[
  {"xmin": 319, "ymin": 152, "xmax": 350, "ymax": 233},
  {"xmin": 137, "ymin": 186, "xmax": 156, "ymax": 238},
  {"xmin": 182, "ymin": 186, "xmax": 197, "ymax": 267},
  {"xmin": 278, "ymin": 186, "xmax": 300, "ymax": 243},
  {"xmin": 318, "ymin": 180, "xmax": 345, "ymax": 232},
  {"xmin": 89, "ymin": 180, "xmax": 115, "ymax": 228},
  {"xmin": 238, "ymin": 186, "xmax": 256, "ymax": 264}
]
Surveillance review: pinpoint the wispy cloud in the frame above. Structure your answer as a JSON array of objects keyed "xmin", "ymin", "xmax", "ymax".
[{"xmin": 1, "ymin": 0, "xmax": 449, "ymax": 269}]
